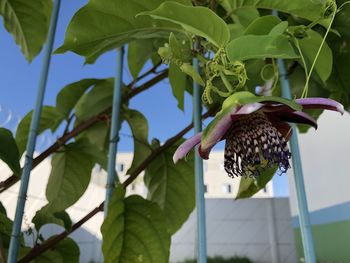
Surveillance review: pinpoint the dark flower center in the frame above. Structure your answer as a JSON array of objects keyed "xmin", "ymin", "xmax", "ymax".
[{"xmin": 224, "ymin": 112, "xmax": 291, "ymax": 178}]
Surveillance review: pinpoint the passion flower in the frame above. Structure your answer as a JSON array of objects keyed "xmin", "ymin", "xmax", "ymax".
[{"xmin": 173, "ymin": 92, "xmax": 344, "ymax": 178}]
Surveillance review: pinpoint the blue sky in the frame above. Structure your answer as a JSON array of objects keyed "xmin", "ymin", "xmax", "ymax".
[{"xmin": 0, "ymin": 0, "xmax": 288, "ymax": 196}]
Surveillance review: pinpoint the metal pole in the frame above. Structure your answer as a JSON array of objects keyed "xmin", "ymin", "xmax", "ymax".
[
  {"xmin": 277, "ymin": 58, "xmax": 316, "ymax": 263},
  {"xmin": 193, "ymin": 56, "xmax": 207, "ymax": 263},
  {"xmin": 104, "ymin": 48, "xmax": 124, "ymax": 217},
  {"xmin": 7, "ymin": 0, "xmax": 61, "ymax": 261}
]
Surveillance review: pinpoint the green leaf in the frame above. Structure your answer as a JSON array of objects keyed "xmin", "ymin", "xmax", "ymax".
[
  {"xmin": 0, "ymin": 202, "xmax": 6, "ymax": 215},
  {"xmin": 296, "ymin": 29, "xmax": 333, "ymax": 83},
  {"xmin": 287, "ymin": 64, "xmax": 330, "ymax": 133},
  {"xmin": 74, "ymin": 78, "xmax": 114, "ymax": 122},
  {"xmin": 269, "ymin": 21, "xmax": 288, "ymax": 36},
  {"xmin": 122, "ymin": 109, "xmax": 152, "ymax": 175},
  {"xmin": 0, "ymin": 0, "xmax": 52, "ymax": 61},
  {"xmin": 56, "ymin": 0, "xmax": 191, "ymax": 63},
  {"xmin": 168, "ymin": 32, "xmax": 191, "ymax": 62},
  {"xmin": 140, "ymin": 1, "xmax": 230, "ymax": 47},
  {"xmin": 76, "ymin": 138, "xmax": 108, "ymax": 169},
  {"xmin": 169, "ymin": 63, "xmax": 187, "ymax": 110},
  {"xmin": 144, "ymin": 140, "xmax": 195, "ymax": 234},
  {"xmin": 32, "ymin": 206, "xmax": 72, "ymax": 232},
  {"xmin": 219, "ymin": 0, "xmax": 324, "ymax": 22},
  {"xmin": 32, "ymin": 250, "xmax": 63, "ymax": 263},
  {"xmin": 56, "ymin": 78, "xmax": 105, "ymax": 117},
  {"xmin": 323, "ymin": 1, "xmax": 350, "ymax": 110},
  {"xmin": 128, "ymin": 40, "xmax": 155, "ymax": 79},
  {"xmin": 228, "ymin": 23, "xmax": 244, "ymax": 41},
  {"xmin": 18, "ymin": 238, "xmax": 79, "ymax": 263},
  {"xmin": 15, "ymin": 106, "xmax": 64, "ymax": 157},
  {"xmin": 0, "ymin": 211, "xmax": 14, "ymax": 249},
  {"xmin": 78, "ymin": 122, "xmax": 110, "ymax": 153},
  {"xmin": 180, "ymin": 63, "xmax": 205, "ymax": 86},
  {"xmin": 244, "ymin": 15, "xmax": 281, "ymax": 35},
  {"xmin": 236, "ymin": 166, "xmax": 277, "ymax": 199},
  {"xmin": 226, "ymin": 34, "xmax": 299, "ymax": 61},
  {"xmin": 101, "ymin": 187, "xmax": 170, "ymax": 263},
  {"xmin": 53, "ymin": 237, "xmax": 80, "ymax": 263},
  {"xmin": 0, "ymin": 128, "xmax": 21, "ymax": 176},
  {"xmin": 45, "ymin": 140, "xmax": 95, "ymax": 212},
  {"xmin": 232, "ymin": 7, "xmax": 260, "ymax": 27}
]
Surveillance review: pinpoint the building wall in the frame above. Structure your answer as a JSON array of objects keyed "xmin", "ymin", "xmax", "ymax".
[
  {"xmin": 170, "ymin": 198, "xmax": 296, "ymax": 263},
  {"xmin": 288, "ymin": 111, "xmax": 350, "ymax": 262},
  {"xmin": 202, "ymin": 151, "xmax": 274, "ymax": 198}
]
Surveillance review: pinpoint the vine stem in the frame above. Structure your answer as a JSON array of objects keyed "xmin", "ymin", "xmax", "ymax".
[
  {"xmin": 301, "ymin": 11, "xmax": 336, "ymax": 98},
  {"xmin": 293, "ymin": 39, "xmax": 309, "ymax": 84},
  {"xmin": 0, "ymin": 70, "xmax": 168, "ymax": 193},
  {"xmin": 18, "ymin": 107, "xmax": 218, "ymax": 263}
]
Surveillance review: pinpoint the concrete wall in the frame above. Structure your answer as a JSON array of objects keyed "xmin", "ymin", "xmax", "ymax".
[{"xmin": 171, "ymin": 198, "xmax": 296, "ymax": 263}]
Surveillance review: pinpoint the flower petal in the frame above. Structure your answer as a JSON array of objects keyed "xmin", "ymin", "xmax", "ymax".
[
  {"xmin": 173, "ymin": 133, "xmax": 202, "ymax": 163},
  {"xmin": 267, "ymin": 111, "xmax": 318, "ymax": 129},
  {"xmin": 198, "ymin": 141, "xmax": 221, "ymax": 159},
  {"xmin": 230, "ymin": 103, "xmax": 264, "ymax": 121},
  {"xmin": 296, "ymin": 98, "xmax": 344, "ymax": 114},
  {"xmin": 201, "ymin": 111, "xmax": 233, "ymax": 154},
  {"xmin": 274, "ymin": 122, "xmax": 293, "ymax": 141}
]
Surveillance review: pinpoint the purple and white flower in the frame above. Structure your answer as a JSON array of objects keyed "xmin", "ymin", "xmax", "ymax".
[{"xmin": 173, "ymin": 92, "xmax": 344, "ymax": 178}]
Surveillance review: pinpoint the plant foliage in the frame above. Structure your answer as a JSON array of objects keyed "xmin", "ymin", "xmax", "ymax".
[{"xmin": 1, "ymin": 0, "xmax": 349, "ymax": 262}]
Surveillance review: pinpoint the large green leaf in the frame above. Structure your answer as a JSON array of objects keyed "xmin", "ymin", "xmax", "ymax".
[
  {"xmin": 56, "ymin": 78, "xmax": 105, "ymax": 118},
  {"xmin": 219, "ymin": 0, "xmax": 324, "ymax": 22},
  {"xmin": 53, "ymin": 237, "xmax": 80, "ymax": 263},
  {"xmin": 78, "ymin": 122, "xmax": 109, "ymax": 153},
  {"xmin": 0, "ymin": 128, "xmax": 21, "ymax": 176},
  {"xmin": 144, "ymin": 141, "xmax": 195, "ymax": 234},
  {"xmin": 288, "ymin": 64, "xmax": 330, "ymax": 133},
  {"xmin": 169, "ymin": 63, "xmax": 187, "ymax": 111},
  {"xmin": 32, "ymin": 206, "xmax": 72, "ymax": 232},
  {"xmin": 33, "ymin": 250, "xmax": 63, "ymax": 263},
  {"xmin": 24, "ymin": 237, "xmax": 80, "ymax": 263},
  {"xmin": 296, "ymin": 29, "xmax": 333, "ymax": 83},
  {"xmin": 56, "ymin": 0, "xmax": 191, "ymax": 63},
  {"xmin": 0, "ymin": 210, "xmax": 14, "ymax": 249},
  {"xmin": 122, "ymin": 109, "xmax": 152, "ymax": 175},
  {"xmin": 324, "ymin": 0, "xmax": 350, "ymax": 110},
  {"xmin": 236, "ymin": 166, "xmax": 277, "ymax": 199},
  {"xmin": 0, "ymin": 0, "xmax": 52, "ymax": 61},
  {"xmin": 0, "ymin": 202, "xmax": 6, "ymax": 215},
  {"xmin": 127, "ymin": 40, "xmax": 155, "ymax": 79},
  {"xmin": 101, "ymin": 187, "xmax": 170, "ymax": 263},
  {"xmin": 244, "ymin": 15, "xmax": 281, "ymax": 35},
  {"xmin": 15, "ymin": 106, "xmax": 64, "ymax": 157},
  {"xmin": 74, "ymin": 78, "xmax": 114, "ymax": 122},
  {"xmin": 45, "ymin": 140, "xmax": 95, "ymax": 212},
  {"xmin": 140, "ymin": 1, "xmax": 230, "ymax": 47},
  {"xmin": 226, "ymin": 34, "xmax": 299, "ymax": 61},
  {"xmin": 231, "ymin": 7, "xmax": 260, "ymax": 27}
]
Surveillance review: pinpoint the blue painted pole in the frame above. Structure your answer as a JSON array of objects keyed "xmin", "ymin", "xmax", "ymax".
[
  {"xmin": 193, "ymin": 56, "xmax": 207, "ymax": 263},
  {"xmin": 104, "ymin": 48, "xmax": 124, "ymax": 217},
  {"xmin": 7, "ymin": 0, "xmax": 61, "ymax": 262},
  {"xmin": 277, "ymin": 58, "xmax": 316, "ymax": 263}
]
